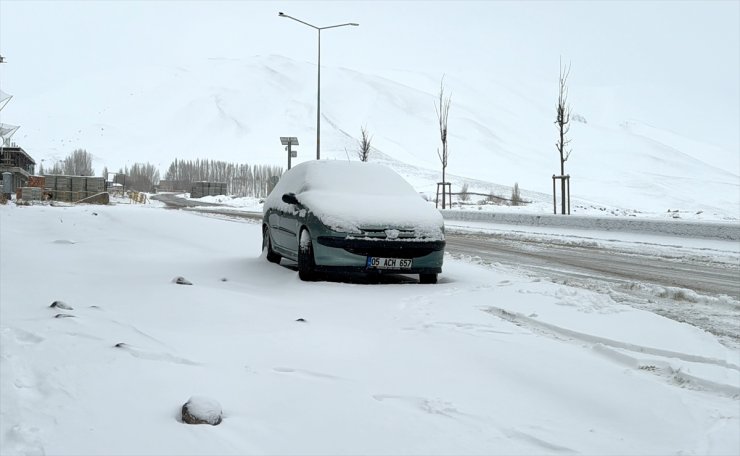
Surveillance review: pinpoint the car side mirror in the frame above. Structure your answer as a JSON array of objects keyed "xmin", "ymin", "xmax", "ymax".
[{"xmin": 282, "ymin": 193, "xmax": 299, "ymax": 205}]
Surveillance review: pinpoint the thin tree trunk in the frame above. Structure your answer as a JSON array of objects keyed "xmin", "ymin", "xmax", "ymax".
[{"xmin": 442, "ymin": 166, "xmax": 446, "ymax": 209}]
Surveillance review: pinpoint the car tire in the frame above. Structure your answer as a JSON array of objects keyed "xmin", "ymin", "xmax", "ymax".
[
  {"xmin": 263, "ymin": 226, "xmax": 281, "ymax": 264},
  {"xmin": 298, "ymin": 228, "xmax": 317, "ymax": 281},
  {"xmin": 419, "ymin": 273, "xmax": 438, "ymax": 284}
]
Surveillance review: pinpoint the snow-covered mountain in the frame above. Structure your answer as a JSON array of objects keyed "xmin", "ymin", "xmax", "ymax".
[{"xmin": 5, "ymin": 54, "xmax": 738, "ymax": 218}]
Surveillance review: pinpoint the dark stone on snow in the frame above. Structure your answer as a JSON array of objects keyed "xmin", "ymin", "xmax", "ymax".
[
  {"xmin": 54, "ymin": 313, "xmax": 74, "ymax": 319},
  {"xmin": 114, "ymin": 342, "xmax": 128, "ymax": 348},
  {"xmin": 181, "ymin": 397, "xmax": 223, "ymax": 426},
  {"xmin": 295, "ymin": 318, "xmax": 306, "ymax": 323},
  {"xmin": 50, "ymin": 301, "xmax": 73, "ymax": 310},
  {"xmin": 173, "ymin": 276, "xmax": 193, "ymax": 285}
]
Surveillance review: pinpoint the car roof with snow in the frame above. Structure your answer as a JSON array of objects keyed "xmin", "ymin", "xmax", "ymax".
[{"xmin": 264, "ymin": 160, "xmax": 444, "ymax": 236}]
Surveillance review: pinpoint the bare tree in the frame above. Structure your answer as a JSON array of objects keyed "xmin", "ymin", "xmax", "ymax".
[
  {"xmin": 357, "ymin": 126, "xmax": 372, "ymax": 162},
  {"xmin": 127, "ymin": 163, "xmax": 161, "ymax": 192},
  {"xmin": 47, "ymin": 161, "xmax": 64, "ymax": 175},
  {"xmin": 459, "ymin": 183, "xmax": 470, "ymax": 202},
  {"xmin": 62, "ymin": 148, "xmax": 94, "ymax": 176},
  {"xmin": 435, "ymin": 76, "xmax": 452, "ymax": 208},
  {"xmin": 163, "ymin": 159, "xmax": 282, "ymax": 198},
  {"xmin": 555, "ymin": 59, "xmax": 572, "ymax": 214},
  {"xmin": 511, "ymin": 182, "xmax": 522, "ymax": 206}
]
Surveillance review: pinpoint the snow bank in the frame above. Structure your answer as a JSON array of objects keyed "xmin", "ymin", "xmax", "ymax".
[{"xmin": 2, "ymin": 203, "xmax": 738, "ymax": 455}]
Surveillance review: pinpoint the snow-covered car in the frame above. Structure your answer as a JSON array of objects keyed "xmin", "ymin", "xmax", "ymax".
[{"xmin": 262, "ymin": 160, "xmax": 445, "ymax": 283}]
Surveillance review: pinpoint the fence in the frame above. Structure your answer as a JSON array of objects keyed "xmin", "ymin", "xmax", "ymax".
[{"xmin": 190, "ymin": 181, "xmax": 227, "ymax": 199}]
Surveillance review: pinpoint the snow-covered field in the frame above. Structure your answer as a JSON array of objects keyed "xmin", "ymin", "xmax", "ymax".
[{"xmin": 2, "ymin": 203, "xmax": 738, "ymax": 455}]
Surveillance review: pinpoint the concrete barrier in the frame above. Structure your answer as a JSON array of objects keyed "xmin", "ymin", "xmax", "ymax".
[{"xmin": 440, "ymin": 210, "xmax": 740, "ymax": 241}]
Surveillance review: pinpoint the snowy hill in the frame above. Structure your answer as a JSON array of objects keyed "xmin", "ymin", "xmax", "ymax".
[{"xmin": 5, "ymin": 54, "xmax": 739, "ymax": 218}]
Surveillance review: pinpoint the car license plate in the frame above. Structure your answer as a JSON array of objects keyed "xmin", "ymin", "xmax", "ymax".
[{"xmin": 367, "ymin": 257, "xmax": 412, "ymax": 270}]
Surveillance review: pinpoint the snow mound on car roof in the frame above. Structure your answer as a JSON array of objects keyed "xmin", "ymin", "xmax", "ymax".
[{"xmin": 265, "ymin": 161, "xmax": 444, "ymax": 238}]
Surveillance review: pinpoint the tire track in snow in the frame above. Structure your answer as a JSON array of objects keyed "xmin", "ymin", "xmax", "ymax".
[
  {"xmin": 486, "ymin": 307, "xmax": 740, "ymax": 397},
  {"xmin": 371, "ymin": 394, "xmax": 578, "ymax": 454}
]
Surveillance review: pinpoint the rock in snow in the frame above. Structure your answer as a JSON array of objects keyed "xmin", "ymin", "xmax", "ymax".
[
  {"xmin": 181, "ymin": 396, "xmax": 222, "ymax": 426},
  {"xmin": 50, "ymin": 300, "xmax": 74, "ymax": 310},
  {"xmin": 172, "ymin": 276, "xmax": 193, "ymax": 285}
]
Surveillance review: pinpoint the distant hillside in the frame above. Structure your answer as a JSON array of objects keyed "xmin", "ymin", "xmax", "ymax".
[{"xmin": 5, "ymin": 54, "xmax": 738, "ymax": 217}]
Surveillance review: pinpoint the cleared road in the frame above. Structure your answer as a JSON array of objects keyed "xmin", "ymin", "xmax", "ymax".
[{"xmin": 447, "ymin": 231, "xmax": 739, "ymax": 298}]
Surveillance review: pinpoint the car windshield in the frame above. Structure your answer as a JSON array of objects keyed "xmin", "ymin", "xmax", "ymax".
[{"xmin": 301, "ymin": 161, "xmax": 417, "ymax": 196}]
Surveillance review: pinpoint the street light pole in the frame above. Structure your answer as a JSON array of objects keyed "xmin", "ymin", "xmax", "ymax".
[
  {"xmin": 317, "ymin": 28, "xmax": 321, "ymax": 160},
  {"xmin": 278, "ymin": 12, "xmax": 358, "ymax": 161}
]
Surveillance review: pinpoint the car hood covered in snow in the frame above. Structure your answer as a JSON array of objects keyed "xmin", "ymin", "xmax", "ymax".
[{"xmin": 265, "ymin": 161, "xmax": 444, "ymax": 239}]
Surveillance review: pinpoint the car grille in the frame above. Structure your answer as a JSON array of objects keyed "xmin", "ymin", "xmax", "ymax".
[
  {"xmin": 317, "ymin": 236, "xmax": 445, "ymax": 259},
  {"xmin": 354, "ymin": 228, "xmax": 417, "ymax": 240}
]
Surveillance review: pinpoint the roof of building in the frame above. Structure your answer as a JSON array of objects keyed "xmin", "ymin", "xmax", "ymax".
[{"xmin": 0, "ymin": 146, "xmax": 35, "ymax": 165}]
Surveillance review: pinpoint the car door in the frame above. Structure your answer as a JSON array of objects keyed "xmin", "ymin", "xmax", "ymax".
[
  {"xmin": 267, "ymin": 210, "xmax": 285, "ymax": 249},
  {"xmin": 269, "ymin": 205, "xmax": 294, "ymax": 255},
  {"xmin": 279, "ymin": 203, "xmax": 302, "ymax": 255}
]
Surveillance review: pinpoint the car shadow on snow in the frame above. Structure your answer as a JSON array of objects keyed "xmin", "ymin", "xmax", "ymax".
[{"xmin": 278, "ymin": 260, "xmax": 433, "ymax": 285}]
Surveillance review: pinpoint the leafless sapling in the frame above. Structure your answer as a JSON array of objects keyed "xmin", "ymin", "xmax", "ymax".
[
  {"xmin": 555, "ymin": 59, "xmax": 572, "ymax": 214},
  {"xmin": 435, "ymin": 77, "xmax": 452, "ymax": 208}
]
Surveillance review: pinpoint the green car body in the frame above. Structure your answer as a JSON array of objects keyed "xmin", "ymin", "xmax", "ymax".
[{"xmin": 262, "ymin": 161, "xmax": 445, "ymax": 283}]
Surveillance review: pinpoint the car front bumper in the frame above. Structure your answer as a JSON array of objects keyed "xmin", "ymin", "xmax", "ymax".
[{"xmin": 313, "ymin": 236, "xmax": 445, "ymax": 273}]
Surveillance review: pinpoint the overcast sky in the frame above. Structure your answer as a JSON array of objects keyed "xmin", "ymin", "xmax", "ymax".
[{"xmin": 1, "ymin": 1, "xmax": 738, "ymax": 147}]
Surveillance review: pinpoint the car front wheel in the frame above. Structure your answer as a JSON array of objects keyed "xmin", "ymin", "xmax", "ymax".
[
  {"xmin": 263, "ymin": 226, "xmax": 281, "ymax": 264},
  {"xmin": 298, "ymin": 228, "xmax": 317, "ymax": 281}
]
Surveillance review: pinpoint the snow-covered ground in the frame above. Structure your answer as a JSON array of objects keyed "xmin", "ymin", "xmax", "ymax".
[
  {"xmin": 2, "ymin": 202, "xmax": 738, "ymax": 455},
  {"xmin": 180, "ymin": 195, "xmax": 263, "ymax": 211}
]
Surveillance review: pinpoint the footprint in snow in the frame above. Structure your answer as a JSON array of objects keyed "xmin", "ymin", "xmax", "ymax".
[
  {"xmin": 372, "ymin": 394, "xmax": 465, "ymax": 419},
  {"xmin": 272, "ymin": 367, "xmax": 342, "ymax": 381},
  {"xmin": 3, "ymin": 327, "xmax": 44, "ymax": 345}
]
